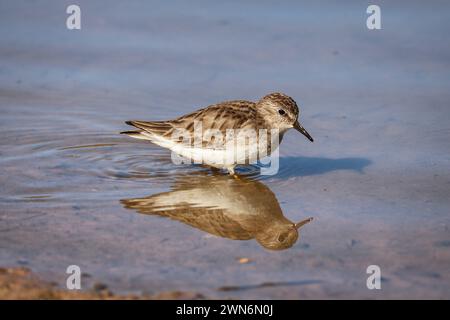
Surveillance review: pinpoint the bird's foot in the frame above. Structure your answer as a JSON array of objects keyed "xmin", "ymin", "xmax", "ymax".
[{"xmin": 232, "ymin": 173, "xmax": 242, "ymax": 180}]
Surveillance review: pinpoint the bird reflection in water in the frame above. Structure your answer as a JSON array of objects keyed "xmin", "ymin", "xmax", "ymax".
[{"xmin": 121, "ymin": 174, "xmax": 313, "ymax": 250}]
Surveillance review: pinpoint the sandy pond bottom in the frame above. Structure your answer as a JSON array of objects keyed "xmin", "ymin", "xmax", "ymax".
[{"xmin": 1, "ymin": 1, "xmax": 450, "ymax": 299}]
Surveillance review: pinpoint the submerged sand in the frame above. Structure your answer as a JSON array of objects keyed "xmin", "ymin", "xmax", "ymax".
[
  {"xmin": 0, "ymin": 1, "xmax": 449, "ymax": 299},
  {"xmin": 0, "ymin": 267, "xmax": 205, "ymax": 300}
]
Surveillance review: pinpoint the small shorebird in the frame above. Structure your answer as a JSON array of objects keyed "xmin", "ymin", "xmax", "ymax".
[
  {"xmin": 121, "ymin": 174, "xmax": 313, "ymax": 250},
  {"xmin": 121, "ymin": 92, "xmax": 313, "ymax": 174}
]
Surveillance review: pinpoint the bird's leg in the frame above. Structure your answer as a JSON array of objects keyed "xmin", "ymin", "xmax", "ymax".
[
  {"xmin": 232, "ymin": 174, "xmax": 242, "ymax": 180},
  {"xmin": 227, "ymin": 166, "xmax": 242, "ymax": 180}
]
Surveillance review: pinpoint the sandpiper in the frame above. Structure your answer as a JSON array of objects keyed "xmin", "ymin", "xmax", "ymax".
[
  {"xmin": 121, "ymin": 92, "xmax": 313, "ymax": 174},
  {"xmin": 121, "ymin": 174, "xmax": 313, "ymax": 250}
]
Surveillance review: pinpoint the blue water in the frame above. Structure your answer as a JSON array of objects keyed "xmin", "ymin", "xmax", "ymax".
[{"xmin": 1, "ymin": 0, "xmax": 449, "ymax": 298}]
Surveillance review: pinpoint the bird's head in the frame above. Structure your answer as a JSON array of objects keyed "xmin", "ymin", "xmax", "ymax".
[
  {"xmin": 255, "ymin": 217, "xmax": 313, "ymax": 250},
  {"xmin": 257, "ymin": 92, "xmax": 314, "ymax": 142}
]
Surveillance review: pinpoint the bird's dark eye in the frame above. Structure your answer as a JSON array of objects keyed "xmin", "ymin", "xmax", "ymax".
[{"xmin": 278, "ymin": 109, "xmax": 286, "ymax": 115}]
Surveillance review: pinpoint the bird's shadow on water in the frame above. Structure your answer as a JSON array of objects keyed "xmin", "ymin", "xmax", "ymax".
[{"xmin": 266, "ymin": 156, "xmax": 372, "ymax": 179}]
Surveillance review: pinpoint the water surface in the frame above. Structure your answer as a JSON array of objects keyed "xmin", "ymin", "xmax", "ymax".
[{"xmin": 1, "ymin": 0, "xmax": 450, "ymax": 298}]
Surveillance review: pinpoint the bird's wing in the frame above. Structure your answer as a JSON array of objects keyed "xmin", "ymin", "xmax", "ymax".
[{"xmin": 123, "ymin": 101, "xmax": 264, "ymax": 149}]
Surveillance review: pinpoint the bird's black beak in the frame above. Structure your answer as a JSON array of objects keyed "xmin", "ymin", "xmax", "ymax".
[
  {"xmin": 295, "ymin": 217, "xmax": 314, "ymax": 230},
  {"xmin": 293, "ymin": 121, "xmax": 314, "ymax": 142}
]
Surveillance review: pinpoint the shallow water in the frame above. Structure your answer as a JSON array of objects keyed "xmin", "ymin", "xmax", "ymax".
[{"xmin": 1, "ymin": 1, "xmax": 450, "ymax": 298}]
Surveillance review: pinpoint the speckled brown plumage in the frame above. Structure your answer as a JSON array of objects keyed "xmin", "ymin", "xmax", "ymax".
[{"xmin": 121, "ymin": 92, "xmax": 313, "ymax": 174}]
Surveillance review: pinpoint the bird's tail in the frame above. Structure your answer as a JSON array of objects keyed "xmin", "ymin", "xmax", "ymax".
[{"xmin": 120, "ymin": 130, "xmax": 152, "ymax": 140}]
